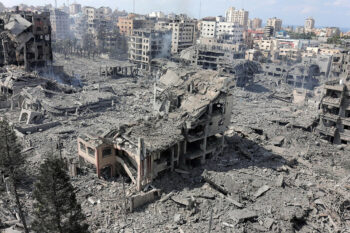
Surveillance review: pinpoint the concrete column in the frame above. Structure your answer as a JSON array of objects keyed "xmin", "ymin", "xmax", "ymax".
[
  {"xmin": 137, "ymin": 138, "xmax": 145, "ymax": 191},
  {"xmin": 171, "ymin": 146, "xmax": 175, "ymax": 171}
]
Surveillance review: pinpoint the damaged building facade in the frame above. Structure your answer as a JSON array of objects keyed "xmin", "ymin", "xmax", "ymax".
[
  {"xmin": 0, "ymin": 9, "xmax": 53, "ymax": 69},
  {"xmin": 317, "ymin": 79, "xmax": 350, "ymax": 144},
  {"xmin": 77, "ymin": 69, "xmax": 233, "ymax": 190},
  {"xmin": 128, "ymin": 29, "xmax": 172, "ymax": 71}
]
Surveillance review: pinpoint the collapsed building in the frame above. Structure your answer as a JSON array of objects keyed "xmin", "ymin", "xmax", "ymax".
[
  {"xmin": 180, "ymin": 40, "xmax": 260, "ymax": 87},
  {"xmin": 77, "ymin": 69, "xmax": 233, "ymax": 190},
  {"xmin": 0, "ymin": 9, "xmax": 53, "ymax": 69},
  {"xmin": 262, "ymin": 62, "xmax": 322, "ymax": 90}
]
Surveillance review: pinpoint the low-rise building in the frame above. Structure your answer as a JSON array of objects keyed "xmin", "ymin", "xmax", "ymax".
[{"xmin": 77, "ymin": 68, "xmax": 233, "ymax": 190}]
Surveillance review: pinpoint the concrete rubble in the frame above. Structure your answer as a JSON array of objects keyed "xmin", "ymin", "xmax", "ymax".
[{"xmin": 1, "ymin": 50, "xmax": 350, "ymax": 233}]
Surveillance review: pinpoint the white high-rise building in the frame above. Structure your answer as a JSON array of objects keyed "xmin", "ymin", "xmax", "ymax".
[
  {"xmin": 225, "ymin": 7, "xmax": 249, "ymax": 27},
  {"xmin": 200, "ymin": 19, "xmax": 244, "ymax": 44}
]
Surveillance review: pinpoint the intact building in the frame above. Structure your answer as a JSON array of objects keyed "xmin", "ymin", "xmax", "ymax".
[
  {"xmin": 251, "ymin": 18, "xmax": 262, "ymax": 30},
  {"xmin": 225, "ymin": 7, "xmax": 249, "ymax": 27},
  {"xmin": 304, "ymin": 17, "xmax": 315, "ymax": 32},
  {"xmin": 69, "ymin": 3, "xmax": 81, "ymax": 15},
  {"xmin": 200, "ymin": 19, "xmax": 244, "ymax": 44},
  {"xmin": 50, "ymin": 9, "xmax": 70, "ymax": 40},
  {"xmin": 267, "ymin": 17, "xmax": 282, "ymax": 34}
]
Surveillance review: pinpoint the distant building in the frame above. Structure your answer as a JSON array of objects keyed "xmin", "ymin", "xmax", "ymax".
[
  {"xmin": 326, "ymin": 27, "xmax": 341, "ymax": 37},
  {"xmin": 267, "ymin": 17, "xmax": 282, "ymax": 34},
  {"xmin": 251, "ymin": 18, "xmax": 262, "ymax": 30},
  {"xmin": 264, "ymin": 25, "xmax": 274, "ymax": 37},
  {"xmin": 295, "ymin": 26, "xmax": 305, "ymax": 34},
  {"xmin": 225, "ymin": 7, "xmax": 249, "ymax": 27},
  {"xmin": 69, "ymin": 3, "xmax": 81, "ymax": 15},
  {"xmin": 169, "ymin": 16, "xmax": 197, "ymax": 54},
  {"xmin": 304, "ymin": 17, "xmax": 315, "ymax": 32},
  {"xmin": 149, "ymin": 11, "xmax": 165, "ymax": 19},
  {"xmin": 50, "ymin": 9, "xmax": 70, "ymax": 40}
]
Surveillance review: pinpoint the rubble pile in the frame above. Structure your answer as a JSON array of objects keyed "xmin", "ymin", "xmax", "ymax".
[{"xmin": 1, "ymin": 53, "xmax": 350, "ymax": 233}]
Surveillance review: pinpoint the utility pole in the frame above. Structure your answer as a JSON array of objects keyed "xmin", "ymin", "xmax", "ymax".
[
  {"xmin": 199, "ymin": 0, "xmax": 202, "ymax": 19},
  {"xmin": 55, "ymin": 0, "xmax": 57, "ymax": 9},
  {"xmin": 133, "ymin": 0, "xmax": 135, "ymax": 13}
]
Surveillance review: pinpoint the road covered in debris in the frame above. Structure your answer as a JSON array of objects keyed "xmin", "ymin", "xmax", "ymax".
[{"xmin": 1, "ymin": 54, "xmax": 350, "ymax": 233}]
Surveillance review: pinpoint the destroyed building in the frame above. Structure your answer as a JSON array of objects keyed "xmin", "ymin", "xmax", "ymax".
[
  {"xmin": 262, "ymin": 63, "xmax": 322, "ymax": 90},
  {"xmin": 77, "ymin": 69, "xmax": 233, "ymax": 190},
  {"xmin": 317, "ymin": 79, "xmax": 350, "ymax": 144},
  {"xmin": 180, "ymin": 42, "xmax": 260, "ymax": 87},
  {"xmin": 0, "ymin": 9, "xmax": 53, "ymax": 68},
  {"xmin": 330, "ymin": 51, "xmax": 350, "ymax": 78},
  {"xmin": 128, "ymin": 29, "xmax": 172, "ymax": 71}
]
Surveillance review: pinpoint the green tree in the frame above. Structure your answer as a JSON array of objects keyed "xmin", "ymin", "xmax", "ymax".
[
  {"xmin": 32, "ymin": 156, "xmax": 89, "ymax": 233},
  {"xmin": 0, "ymin": 120, "xmax": 29, "ymax": 233}
]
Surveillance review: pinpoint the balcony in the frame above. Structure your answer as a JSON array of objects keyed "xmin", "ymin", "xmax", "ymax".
[
  {"xmin": 316, "ymin": 126, "xmax": 336, "ymax": 137},
  {"xmin": 320, "ymin": 113, "xmax": 340, "ymax": 122},
  {"xmin": 324, "ymin": 84, "xmax": 345, "ymax": 92},
  {"xmin": 322, "ymin": 96, "xmax": 341, "ymax": 107}
]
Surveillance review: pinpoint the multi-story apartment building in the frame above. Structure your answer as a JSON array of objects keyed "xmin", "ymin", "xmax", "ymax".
[
  {"xmin": 0, "ymin": 10, "xmax": 52, "ymax": 68},
  {"xmin": 225, "ymin": 7, "xmax": 249, "ymax": 27},
  {"xmin": 117, "ymin": 15, "xmax": 156, "ymax": 36},
  {"xmin": 50, "ymin": 9, "xmax": 70, "ymax": 40},
  {"xmin": 128, "ymin": 29, "xmax": 172, "ymax": 70},
  {"xmin": 169, "ymin": 16, "xmax": 197, "ymax": 54},
  {"xmin": 267, "ymin": 17, "xmax": 282, "ymax": 34},
  {"xmin": 69, "ymin": 3, "xmax": 81, "ymax": 15},
  {"xmin": 251, "ymin": 18, "xmax": 262, "ymax": 30},
  {"xmin": 200, "ymin": 19, "xmax": 244, "ymax": 44},
  {"xmin": 326, "ymin": 27, "xmax": 341, "ymax": 37},
  {"xmin": 304, "ymin": 17, "xmax": 315, "ymax": 32}
]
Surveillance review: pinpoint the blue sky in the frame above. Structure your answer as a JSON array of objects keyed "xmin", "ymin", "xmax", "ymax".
[{"xmin": 2, "ymin": 0, "xmax": 350, "ymax": 28}]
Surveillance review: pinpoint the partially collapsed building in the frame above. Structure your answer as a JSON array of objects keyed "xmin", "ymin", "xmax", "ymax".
[
  {"xmin": 317, "ymin": 79, "xmax": 350, "ymax": 144},
  {"xmin": 77, "ymin": 69, "xmax": 233, "ymax": 190},
  {"xmin": 0, "ymin": 9, "xmax": 53, "ymax": 69}
]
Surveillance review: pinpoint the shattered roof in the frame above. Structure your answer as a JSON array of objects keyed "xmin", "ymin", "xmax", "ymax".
[{"xmin": 4, "ymin": 14, "xmax": 32, "ymax": 36}]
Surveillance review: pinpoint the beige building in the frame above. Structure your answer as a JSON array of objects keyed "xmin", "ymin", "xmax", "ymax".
[
  {"xmin": 225, "ymin": 7, "xmax": 249, "ymax": 27},
  {"xmin": 251, "ymin": 18, "xmax": 262, "ymax": 29},
  {"xmin": 304, "ymin": 17, "xmax": 315, "ymax": 32},
  {"xmin": 267, "ymin": 17, "xmax": 282, "ymax": 33},
  {"xmin": 169, "ymin": 16, "xmax": 197, "ymax": 54},
  {"xmin": 128, "ymin": 29, "xmax": 172, "ymax": 70},
  {"xmin": 77, "ymin": 69, "xmax": 233, "ymax": 190}
]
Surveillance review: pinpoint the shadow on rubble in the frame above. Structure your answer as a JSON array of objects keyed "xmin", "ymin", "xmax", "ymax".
[
  {"xmin": 244, "ymin": 83, "xmax": 270, "ymax": 93},
  {"xmin": 152, "ymin": 133, "xmax": 289, "ymax": 196}
]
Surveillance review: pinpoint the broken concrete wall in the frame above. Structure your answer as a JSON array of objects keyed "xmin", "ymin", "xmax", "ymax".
[{"xmin": 129, "ymin": 189, "xmax": 161, "ymax": 212}]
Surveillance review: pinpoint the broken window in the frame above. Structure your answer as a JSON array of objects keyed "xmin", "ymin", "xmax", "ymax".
[
  {"xmin": 212, "ymin": 102, "xmax": 225, "ymax": 115},
  {"xmin": 87, "ymin": 147, "xmax": 95, "ymax": 158},
  {"xmin": 102, "ymin": 148, "xmax": 112, "ymax": 158},
  {"xmin": 80, "ymin": 142, "xmax": 86, "ymax": 152}
]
